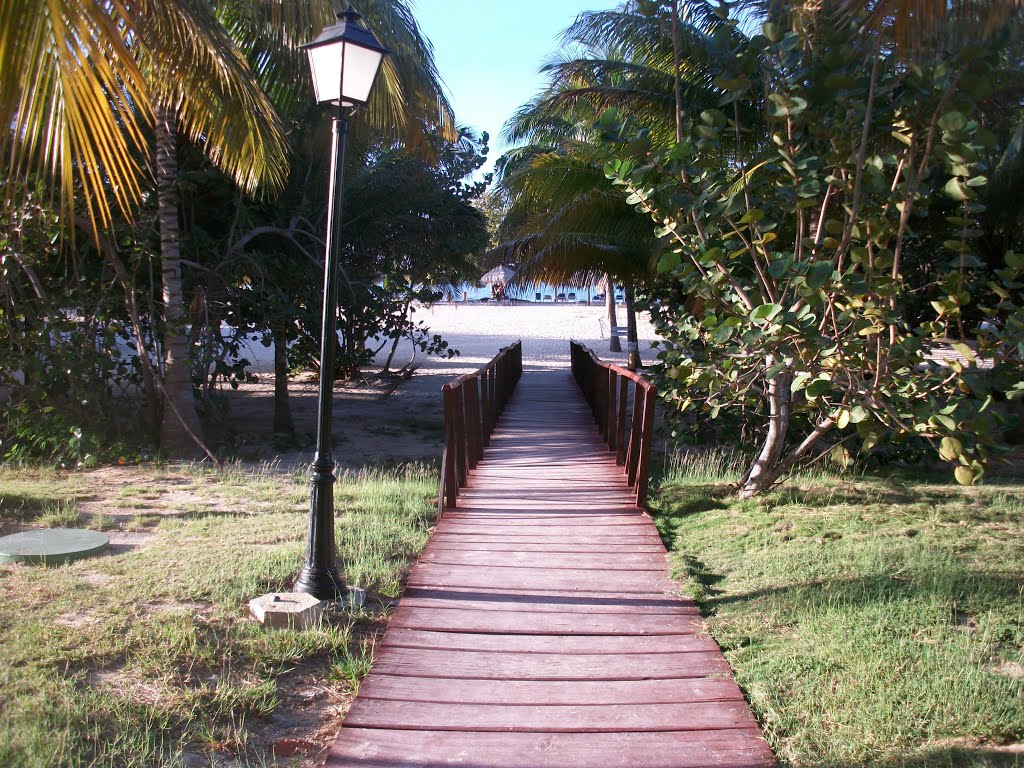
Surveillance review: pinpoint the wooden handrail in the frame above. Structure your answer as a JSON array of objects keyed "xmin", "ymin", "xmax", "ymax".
[
  {"xmin": 439, "ymin": 341, "xmax": 523, "ymax": 514},
  {"xmin": 569, "ymin": 340, "xmax": 657, "ymax": 509}
]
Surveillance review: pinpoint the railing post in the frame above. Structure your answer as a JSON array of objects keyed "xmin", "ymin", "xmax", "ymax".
[
  {"xmin": 442, "ymin": 386, "xmax": 458, "ymax": 508},
  {"xmin": 627, "ymin": 380, "xmax": 643, "ymax": 487},
  {"xmin": 481, "ymin": 365, "xmax": 493, "ymax": 446},
  {"xmin": 454, "ymin": 384, "xmax": 467, "ymax": 488},
  {"xmin": 607, "ymin": 369, "xmax": 618, "ymax": 452},
  {"xmin": 635, "ymin": 384, "xmax": 657, "ymax": 509},
  {"xmin": 466, "ymin": 375, "xmax": 481, "ymax": 468},
  {"xmin": 491, "ymin": 364, "xmax": 499, "ymax": 436},
  {"xmin": 616, "ymin": 375, "xmax": 629, "ymax": 466}
]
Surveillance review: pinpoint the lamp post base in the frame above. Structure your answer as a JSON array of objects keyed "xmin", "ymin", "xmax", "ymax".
[{"xmin": 293, "ymin": 565, "xmax": 346, "ymax": 602}]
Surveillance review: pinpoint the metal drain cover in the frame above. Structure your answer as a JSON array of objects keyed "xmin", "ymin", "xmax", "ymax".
[{"xmin": 0, "ymin": 528, "xmax": 110, "ymax": 565}]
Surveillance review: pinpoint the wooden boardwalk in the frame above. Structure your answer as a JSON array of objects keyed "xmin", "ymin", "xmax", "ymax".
[{"xmin": 326, "ymin": 370, "xmax": 775, "ymax": 768}]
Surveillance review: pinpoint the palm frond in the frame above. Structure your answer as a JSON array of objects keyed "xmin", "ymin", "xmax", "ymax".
[
  {"xmin": 0, "ymin": 0, "xmax": 151, "ymax": 233},
  {"xmin": 136, "ymin": 0, "xmax": 290, "ymax": 197}
]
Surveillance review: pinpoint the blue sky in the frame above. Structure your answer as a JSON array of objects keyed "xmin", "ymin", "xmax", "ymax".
[{"xmin": 412, "ymin": 0, "xmax": 615, "ymax": 176}]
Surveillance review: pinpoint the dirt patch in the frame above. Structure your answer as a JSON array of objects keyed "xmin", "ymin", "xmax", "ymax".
[
  {"xmin": 141, "ymin": 599, "xmax": 213, "ymax": 617},
  {"xmin": 994, "ymin": 661, "xmax": 1024, "ymax": 680},
  {"xmin": 54, "ymin": 609, "xmax": 103, "ymax": 629}
]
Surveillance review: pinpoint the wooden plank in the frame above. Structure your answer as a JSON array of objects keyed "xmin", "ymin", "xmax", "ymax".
[
  {"xmin": 426, "ymin": 531, "xmax": 664, "ymax": 545},
  {"xmin": 345, "ymin": 699, "xmax": 758, "ymax": 733},
  {"xmin": 368, "ymin": 646, "xmax": 732, "ymax": 680},
  {"xmin": 387, "ymin": 607, "xmax": 702, "ymax": 635},
  {"xmin": 432, "ymin": 523, "xmax": 656, "ymax": 536},
  {"xmin": 418, "ymin": 550, "xmax": 667, "ymax": 570},
  {"xmin": 434, "ymin": 514, "xmax": 647, "ymax": 526},
  {"xmin": 379, "ymin": 629, "xmax": 717, "ymax": 655},
  {"xmin": 328, "ymin": 729, "xmax": 776, "ymax": 768},
  {"xmin": 356, "ymin": 674, "xmax": 743, "ymax": 705},
  {"xmin": 407, "ymin": 563, "xmax": 678, "ymax": 592},
  {"xmin": 422, "ymin": 542, "xmax": 669, "ymax": 554},
  {"xmin": 398, "ymin": 587, "xmax": 694, "ymax": 614}
]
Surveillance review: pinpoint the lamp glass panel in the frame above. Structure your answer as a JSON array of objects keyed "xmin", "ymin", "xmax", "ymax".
[
  {"xmin": 341, "ymin": 44, "xmax": 385, "ymax": 104},
  {"xmin": 307, "ymin": 42, "xmax": 343, "ymax": 104},
  {"xmin": 306, "ymin": 41, "xmax": 385, "ymax": 105}
]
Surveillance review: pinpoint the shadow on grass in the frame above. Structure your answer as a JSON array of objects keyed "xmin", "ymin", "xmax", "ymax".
[
  {"xmin": 651, "ymin": 483, "xmax": 731, "ymax": 547},
  {"xmin": 677, "ymin": 553, "xmax": 726, "ymax": 603},
  {"xmin": 817, "ymin": 745, "xmax": 1024, "ymax": 767},
  {"xmin": 0, "ymin": 491, "xmax": 57, "ymax": 520},
  {"xmin": 703, "ymin": 567, "xmax": 1024, "ymax": 618}
]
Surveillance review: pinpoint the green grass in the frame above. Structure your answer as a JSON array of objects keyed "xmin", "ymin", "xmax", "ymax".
[
  {"xmin": 652, "ymin": 450, "xmax": 1024, "ymax": 768},
  {"xmin": 0, "ymin": 462, "xmax": 437, "ymax": 768}
]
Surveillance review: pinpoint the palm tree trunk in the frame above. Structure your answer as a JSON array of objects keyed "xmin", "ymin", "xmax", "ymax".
[
  {"xmin": 624, "ymin": 283, "xmax": 641, "ymax": 371},
  {"xmin": 604, "ymin": 275, "xmax": 621, "ymax": 353},
  {"xmin": 670, "ymin": 0, "xmax": 683, "ymax": 144},
  {"xmin": 155, "ymin": 103, "xmax": 205, "ymax": 458}
]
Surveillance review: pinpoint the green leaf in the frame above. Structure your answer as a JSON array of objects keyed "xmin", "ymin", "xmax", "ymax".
[
  {"xmin": 939, "ymin": 437, "xmax": 964, "ymax": 462},
  {"xmin": 837, "ymin": 409, "xmax": 851, "ymax": 430},
  {"xmin": 954, "ymin": 466, "xmax": 977, "ymax": 486},
  {"xmin": 830, "ymin": 444, "xmax": 853, "ymax": 468},
  {"xmin": 700, "ymin": 109, "xmax": 728, "ymax": 128},
  {"xmin": 657, "ymin": 252, "xmax": 682, "ymax": 273},
  {"xmin": 750, "ymin": 303, "xmax": 783, "ymax": 323},
  {"xmin": 944, "ymin": 178, "xmax": 968, "ymax": 201},
  {"xmin": 938, "ymin": 111, "xmax": 967, "ymax": 132},
  {"xmin": 806, "ymin": 378, "xmax": 831, "ymax": 399},
  {"xmin": 699, "ymin": 247, "xmax": 724, "ymax": 265},
  {"xmin": 667, "ymin": 141, "xmax": 694, "ymax": 161},
  {"xmin": 850, "ymin": 406, "xmax": 869, "ymax": 424}
]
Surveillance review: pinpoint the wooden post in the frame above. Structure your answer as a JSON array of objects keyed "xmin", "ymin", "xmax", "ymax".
[
  {"xmin": 481, "ymin": 366, "xmax": 493, "ymax": 446},
  {"xmin": 635, "ymin": 384, "xmax": 657, "ymax": 509},
  {"xmin": 627, "ymin": 381, "xmax": 643, "ymax": 487},
  {"xmin": 466, "ymin": 375, "xmax": 481, "ymax": 468},
  {"xmin": 442, "ymin": 387, "xmax": 459, "ymax": 508},
  {"xmin": 616, "ymin": 376, "xmax": 629, "ymax": 466},
  {"xmin": 454, "ymin": 385, "xmax": 467, "ymax": 487},
  {"xmin": 606, "ymin": 369, "xmax": 617, "ymax": 452},
  {"xmin": 491, "ymin": 364, "xmax": 499, "ymax": 436}
]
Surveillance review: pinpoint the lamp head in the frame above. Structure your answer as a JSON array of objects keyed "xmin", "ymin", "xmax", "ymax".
[{"xmin": 301, "ymin": 8, "xmax": 389, "ymax": 107}]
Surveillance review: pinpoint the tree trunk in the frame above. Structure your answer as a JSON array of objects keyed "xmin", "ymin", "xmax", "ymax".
[
  {"xmin": 738, "ymin": 358, "xmax": 792, "ymax": 497},
  {"xmin": 624, "ymin": 283, "xmax": 641, "ymax": 371},
  {"xmin": 604, "ymin": 275, "xmax": 621, "ymax": 353},
  {"xmin": 670, "ymin": 0, "xmax": 683, "ymax": 144},
  {"xmin": 271, "ymin": 320, "xmax": 294, "ymax": 436},
  {"xmin": 155, "ymin": 103, "xmax": 205, "ymax": 458},
  {"xmin": 383, "ymin": 300, "xmax": 411, "ymax": 373}
]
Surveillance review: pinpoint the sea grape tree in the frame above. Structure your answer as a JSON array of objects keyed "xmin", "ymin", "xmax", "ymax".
[{"xmin": 604, "ymin": 16, "xmax": 1024, "ymax": 496}]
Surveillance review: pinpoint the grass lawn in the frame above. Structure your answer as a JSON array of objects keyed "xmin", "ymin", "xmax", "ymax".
[
  {"xmin": 0, "ymin": 462, "xmax": 437, "ymax": 768},
  {"xmin": 652, "ymin": 452, "xmax": 1024, "ymax": 768}
]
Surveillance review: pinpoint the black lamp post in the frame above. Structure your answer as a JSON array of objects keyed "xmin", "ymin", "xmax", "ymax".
[{"xmin": 294, "ymin": 8, "xmax": 388, "ymax": 601}]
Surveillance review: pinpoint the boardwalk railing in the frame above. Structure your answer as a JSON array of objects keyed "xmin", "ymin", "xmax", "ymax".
[
  {"xmin": 439, "ymin": 341, "xmax": 523, "ymax": 512},
  {"xmin": 569, "ymin": 340, "xmax": 657, "ymax": 509}
]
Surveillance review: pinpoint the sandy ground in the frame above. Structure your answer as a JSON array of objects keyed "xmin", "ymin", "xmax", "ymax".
[{"xmin": 225, "ymin": 303, "xmax": 661, "ymax": 469}]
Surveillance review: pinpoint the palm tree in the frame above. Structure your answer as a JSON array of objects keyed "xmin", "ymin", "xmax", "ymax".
[
  {"xmin": 1, "ymin": 0, "xmax": 455, "ymax": 456},
  {"xmin": 494, "ymin": 2, "xmax": 728, "ymax": 366}
]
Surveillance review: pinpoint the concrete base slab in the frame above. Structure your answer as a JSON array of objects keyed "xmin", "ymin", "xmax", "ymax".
[{"xmin": 249, "ymin": 592, "xmax": 324, "ymax": 630}]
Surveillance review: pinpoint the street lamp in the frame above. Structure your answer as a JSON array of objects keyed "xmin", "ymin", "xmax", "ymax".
[{"xmin": 294, "ymin": 7, "xmax": 388, "ymax": 601}]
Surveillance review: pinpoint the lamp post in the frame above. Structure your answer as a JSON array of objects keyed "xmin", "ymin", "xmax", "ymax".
[{"xmin": 294, "ymin": 7, "xmax": 388, "ymax": 601}]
